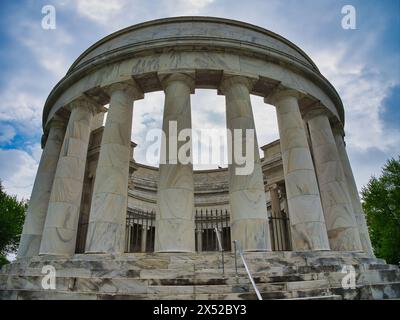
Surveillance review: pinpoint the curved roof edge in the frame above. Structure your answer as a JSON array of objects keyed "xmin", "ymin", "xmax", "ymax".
[{"xmin": 67, "ymin": 16, "xmax": 320, "ymax": 74}]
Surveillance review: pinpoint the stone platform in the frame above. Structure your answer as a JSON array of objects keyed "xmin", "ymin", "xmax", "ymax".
[{"xmin": 1, "ymin": 251, "xmax": 399, "ymax": 300}]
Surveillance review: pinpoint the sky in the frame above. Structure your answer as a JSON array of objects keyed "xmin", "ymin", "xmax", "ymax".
[{"xmin": 0, "ymin": 0, "xmax": 399, "ymax": 201}]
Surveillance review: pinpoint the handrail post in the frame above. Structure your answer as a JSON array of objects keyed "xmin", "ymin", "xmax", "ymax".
[
  {"xmin": 233, "ymin": 239, "xmax": 262, "ymax": 300},
  {"xmin": 233, "ymin": 240, "xmax": 238, "ymax": 283}
]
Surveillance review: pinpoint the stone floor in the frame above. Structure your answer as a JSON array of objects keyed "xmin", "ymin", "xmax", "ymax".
[{"xmin": 1, "ymin": 251, "xmax": 399, "ymax": 300}]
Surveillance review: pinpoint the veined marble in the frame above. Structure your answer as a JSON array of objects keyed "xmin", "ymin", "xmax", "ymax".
[
  {"xmin": 18, "ymin": 118, "xmax": 66, "ymax": 258},
  {"xmin": 333, "ymin": 130, "xmax": 374, "ymax": 255},
  {"xmin": 307, "ymin": 113, "xmax": 362, "ymax": 251},
  {"xmin": 268, "ymin": 91, "xmax": 330, "ymax": 251},
  {"xmin": 39, "ymin": 100, "xmax": 97, "ymax": 256},
  {"xmin": 155, "ymin": 73, "xmax": 196, "ymax": 252},
  {"xmin": 86, "ymin": 83, "xmax": 143, "ymax": 254},
  {"xmin": 221, "ymin": 76, "xmax": 271, "ymax": 251},
  {"xmin": 16, "ymin": 17, "xmax": 377, "ymax": 281}
]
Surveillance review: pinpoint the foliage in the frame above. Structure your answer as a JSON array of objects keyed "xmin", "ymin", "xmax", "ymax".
[
  {"xmin": 362, "ymin": 156, "xmax": 400, "ymax": 265},
  {"xmin": 0, "ymin": 181, "xmax": 27, "ymax": 266}
]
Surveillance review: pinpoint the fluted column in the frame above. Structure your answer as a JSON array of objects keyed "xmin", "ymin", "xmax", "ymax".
[
  {"xmin": 17, "ymin": 117, "xmax": 67, "ymax": 258},
  {"xmin": 39, "ymin": 99, "xmax": 98, "ymax": 256},
  {"xmin": 155, "ymin": 73, "xmax": 196, "ymax": 252},
  {"xmin": 221, "ymin": 76, "xmax": 271, "ymax": 251},
  {"xmin": 266, "ymin": 90, "xmax": 330, "ymax": 251},
  {"xmin": 85, "ymin": 82, "xmax": 143, "ymax": 254},
  {"xmin": 307, "ymin": 112, "xmax": 362, "ymax": 251},
  {"xmin": 333, "ymin": 128, "xmax": 374, "ymax": 255}
]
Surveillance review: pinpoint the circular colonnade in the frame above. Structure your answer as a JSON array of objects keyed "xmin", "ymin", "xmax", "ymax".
[{"xmin": 17, "ymin": 17, "xmax": 373, "ymax": 259}]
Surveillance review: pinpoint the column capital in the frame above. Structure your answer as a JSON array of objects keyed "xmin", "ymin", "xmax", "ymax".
[
  {"xmin": 158, "ymin": 72, "xmax": 195, "ymax": 93},
  {"xmin": 331, "ymin": 121, "xmax": 345, "ymax": 138},
  {"xmin": 264, "ymin": 87, "xmax": 303, "ymax": 105},
  {"xmin": 302, "ymin": 107, "xmax": 331, "ymax": 123},
  {"xmin": 45, "ymin": 114, "xmax": 68, "ymax": 131},
  {"xmin": 105, "ymin": 80, "xmax": 144, "ymax": 100},
  {"xmin": 218, "ymin": 75, "xmax": 256, "ymax": 95},
  {"xmin": 42, "ymin": 115, "xmax": 68, "ymax": 148},
  {"xmin": 69, "ymin": 97, "xmax": 105, "ymax": 115}
]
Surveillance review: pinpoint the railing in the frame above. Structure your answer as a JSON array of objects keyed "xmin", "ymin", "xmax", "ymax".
[
  {"xmin": 268, "ymin": 207, "xmax": 292, "ymax": 251},
  {"xmin": 232, "ymin": 240, "xmax": 262, "ymax": 300},
  {"xmin": 214, "ymin": 227, "xmax": 225, "ymax": 275},
  {"xmin": 195, "ymin": 209, "xmax": 231, "ymax": 252},
  {"xmin": 125, "ymin": 208, "xmax": 155, "ymax": 253},
  {"xmin": 75, "ymin": 206, "xmax": 292, "ymax": 254},
  {"xmin": 124, "ymin": 208, "xmax": 231, "ymax": 253}
]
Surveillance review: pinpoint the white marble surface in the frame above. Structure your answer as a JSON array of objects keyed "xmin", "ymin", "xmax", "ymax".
[
  {"xmin": 39, "ymin": 100, "xmax": 96, "ymax": 256},
  {"xmin": 155, "ymin": 73, "xmax": 196, "ymax": 252},
  {"xmin": 44, "ymin": 19, "xmax": 342, "ymax": 130},
  {"xmin": 75, "ymin": 18, "xmax": 311, "ymax": 69},
  {"xmin": 221, "ymin": 76, "xmax": 271, "ymax": 251},
  {"xmin": 17, "ymin": 118, "xmax": 66, "ymax": 258},
  {"xmin": 308, "ymin": 114, "xmax": 362, "ymax": 251},
  {"xmin": 334, "ymin": 130, "xmax": 374, "ymax": 256},
  {"xmin": 270, "ymin": 92, "xmax": 330, "ymax": 251},
  {"xmin": 85, "ymin": 83, "xmax": 141, "ymax": 254}
]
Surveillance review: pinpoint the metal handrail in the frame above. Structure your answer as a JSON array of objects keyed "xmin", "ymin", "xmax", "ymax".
[
  {"xmin": 214, "ymin": 227, "xmax": 225, "ymax": 275},
  {"xmin": 233, "ymin": 240, "xmax": 262, "ymax": 300}
]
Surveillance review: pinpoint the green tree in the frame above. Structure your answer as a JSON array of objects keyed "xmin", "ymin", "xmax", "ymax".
[
  {"xmin": 362, "ymin": 156, "xmax": 400, "ymax": 265},
  {"xmin": 0, "ymin": 180, "xmax": 27, "ymax": 266}
]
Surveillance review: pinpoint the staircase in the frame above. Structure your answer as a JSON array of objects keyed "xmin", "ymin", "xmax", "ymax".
[{"xmin": 1, "ymin": 251, "xmax": 399, "ymax": 300}]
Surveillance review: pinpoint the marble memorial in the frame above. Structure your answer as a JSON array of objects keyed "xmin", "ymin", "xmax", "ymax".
[{"xmin": 1, "ymin": 17, "xmax": 399, "ymax": 300}]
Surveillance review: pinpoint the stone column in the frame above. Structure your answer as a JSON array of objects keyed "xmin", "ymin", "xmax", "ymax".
[
  {"xmin": 307, "ymin": 112, "xmax": 362, "ymax": 251},
  {"xmin": 141, "ymin": 226, "xmax": 147, "ymax": 252},
  {"xmin": 155, "ymin": 73, "xmax": 196, "ymax": 252},
  {"xmin": 196, "ymin": 230, "xmax": 203, "ymax": 252},
  {"xmin": 269, "ymin": 184, "xmax": 283, "ymax": 250},
  {"xmin": 333, "ymin": 128, "xmax": 374, "ymax": 255},
  {"xmin": 85, "ymin": 82, "xmax": 143, "ymax": 254},
  {"xmin": 221, "ymin": 76, "xmax": 271, "ymax": 251},
  {"xmin": 39, "ymin": 99, "xmax": 98, "ymax": 256},
  {"xmin": 266, "ymin": 90, "xmax": 330, "ymax": 251},
  {"xmin": 17, "ymin": 117, "xmax": 67, "ymax": 258}
]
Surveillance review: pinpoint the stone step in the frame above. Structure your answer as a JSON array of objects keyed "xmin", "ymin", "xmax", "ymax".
[
  {"xmin": 0, "ymin": 286, "xmax": 335, "ymax": 300},
  {"xmin": 1, "ymin": 274, "xmax": 330, "ymax": 294},
  {"xmin": 329, "ymin": 282, "xmax": 400, "ymax": 300},
  {"xmin": 282, "ymin": 295, "xmax": 342, "ymax": 300},
  {"xmin": 4, "ymin": 252, "xmax": 385, "ymax": 274},
  {"xmin": 3, "ymin": 267, "xmax": 398, "ymax": 292},
  {"xmin": 2, "ymin": 279, "xmax": 399, "ymax": 300},
  {"xmin": 2, "ymin": 265, "xmax": 397, "ymax": 290},
  {"xmin": 1, "ymin": 252, "xmax": 397, "ymax": 300},
  {"xmin": 3, "ymin": 259, "xmax": 395, "ymax": 279}
]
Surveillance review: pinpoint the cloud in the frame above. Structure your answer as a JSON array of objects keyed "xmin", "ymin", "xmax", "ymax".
[
  {"xmin": 0, "ymin": 124, "xmax": 16, "ymax": 144},
  {"xmin": 15, "ymin": 22, "xmax": 74, "ymax": 78},
  {"xmin": 75, "ymin": 0, "xmax": 130, "ymax": 26},
  {"xmin": 312, "ymin": 43, "xmax": 400, "ymax": 153},
  {"xmin": 131, "ymin": 91, "xmax": 164, "ymax": 165},
  {"xmin": 173, "ymin": 0, "xmax": 215, "ymax": 14},
  {"xmin": 0, "ymin": 87, "xmax": 43, "ymax": 125},
  {"xmin": 0, "ymin": 0, "xmax": 398, "ymax": 199},
  {"xmin": 73, "ymin": 0, "xmax": 216, "ymax": 31},
  {"xmin": 380, "ymin": 84, "xmax": 400, "ymax": 130},
  {"xmin": 0, "ymin": 147, "xmax": 40, "ymax": 200}
]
